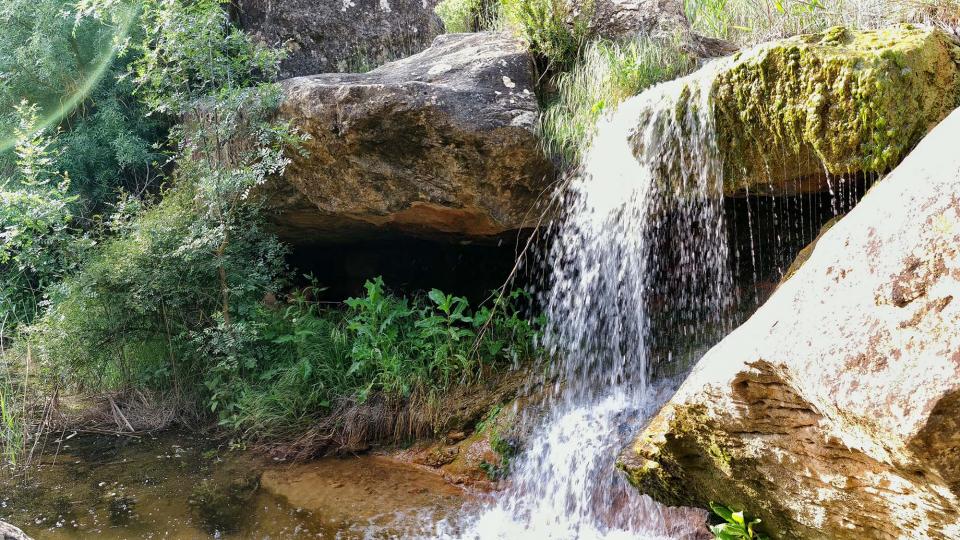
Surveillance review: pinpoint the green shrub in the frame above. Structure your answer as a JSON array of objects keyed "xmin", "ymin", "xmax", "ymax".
[
  {"xmin": 501, "ymin": 0, "xmax": 594, "ymax": 73},
  {"xmin": 222, "ymin": 278, "xmax": 542, "ymax": 438},
  {"xmin": 436, "ymin": 0, "xmax": 502, "ymax": 32},
  {"xmin": 540, "ymin": 38, "xmax": 695, "ymax": 165},
  {"xmin": 0, "ymin": 0, "xmax": 165, "ymax": 214},
  {"xmin": 1, "ymin": 104, "xmax": 91, "ymax": 330}
]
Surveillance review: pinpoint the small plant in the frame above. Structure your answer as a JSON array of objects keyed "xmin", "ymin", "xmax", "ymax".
[
  {"xmin": 540, "ymin": 38, "xmax": 694, "ymax": 166},
  {"xmin": 709, "ymin": 502, "xmax": 769, "ymax": 540},
  {"xmin": 435, "ymin": 0, "xmax": 502, "ymax": 32},
  {"xmin": 501, "ymin": 0, "xmax": 594, "ymax": 74}
]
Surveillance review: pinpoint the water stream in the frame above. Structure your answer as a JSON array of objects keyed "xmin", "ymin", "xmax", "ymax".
[{"xmin": 435, "ymin": 64, "xmax": 734, "ymax": 539}]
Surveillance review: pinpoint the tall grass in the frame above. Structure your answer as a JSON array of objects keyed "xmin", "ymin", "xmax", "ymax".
[
  {"xmin": 435, "ymin": 0, "xmax": 503, "ymax": 32},
  {"xmin": 685, "ymin": 0, "xmax": 960, "ymax": 46},
  {"xmin": 540, "ymin": 38, "xmax": 696, "ymax": 166}
]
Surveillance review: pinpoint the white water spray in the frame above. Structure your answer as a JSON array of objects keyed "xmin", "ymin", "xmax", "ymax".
[{"xmin": 433, "ymin": 63, "xmax": 734, "ymax": 539}]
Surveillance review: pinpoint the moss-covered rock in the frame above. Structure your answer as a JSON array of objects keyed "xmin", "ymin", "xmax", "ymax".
[{"xmin": 713, "ymin": 25, "xmax": 960, "ymax": 195}]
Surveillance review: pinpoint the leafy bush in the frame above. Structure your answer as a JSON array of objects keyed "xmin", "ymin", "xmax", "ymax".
[
  {"xmin": 501, "ymin": 0, "xmax": 594, "ymax": 73},
  {"xmin": 540, "ymin": 38, "xmax": 694, "ymax": 165},
  {"xmin": 0, "ymin": 0, "xmax": 165, "ymax": 214},
  {"xmin": 222, "ymin": 278, "xmax": 542, "ymax": 438},
  {"xmin": 435, "ymin": 0, "xmax": 502, "ymax": 32},
  {"xmin": 1, "ymin": 104, "xmax": 91, "ymax": 330},
  {"xmin": 710, "ymin": 502, "xmax": 769, "ymax": 540}
]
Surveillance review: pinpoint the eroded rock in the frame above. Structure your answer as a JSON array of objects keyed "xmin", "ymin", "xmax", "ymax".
[
  {"xmin": 264, "ymin": 32, "xmax": 553, "ymax": 243},
  {"xmin": 620, "ymin": 108, "xmax": 960, "ymax": 538},
  {"xmin": 235, "ymin": 0, "xmax": 443, "ymax": 78}
]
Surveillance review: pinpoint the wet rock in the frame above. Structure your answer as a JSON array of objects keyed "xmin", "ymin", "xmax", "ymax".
[
  {"xmin": 187, "ymin": 470, "xmax": 260, "ymax": 534},
  {"xmin": 235, "ymin": 0, "xmax": 443, "ymax": 78},
  {"xmin": 620, "ymin": 108, "xmax": 960, "ymax": 538},
  {"xmin": 633, "ymin": 25, "xmax": 960, "ymax": 196},
  {"xmin": 263, "ymin": 32, "xmax": 553, "ymax": 243},
  {"xmin": 711, "ymin": 25, "xmax": 960, "ymax": 195},
  {"xmin": 0, "ymin": 522, "xmax": 31, "ymax": 540}
]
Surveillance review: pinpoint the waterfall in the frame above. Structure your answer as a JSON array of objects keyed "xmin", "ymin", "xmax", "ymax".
[{"xmin": 433, "ymin": 62, "xmax": 735, "ymax": 539}]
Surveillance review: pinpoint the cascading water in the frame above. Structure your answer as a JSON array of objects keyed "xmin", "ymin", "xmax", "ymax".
[{"xmin": 432, "ymin": 62, "xmax": 735, "ymax": 539}]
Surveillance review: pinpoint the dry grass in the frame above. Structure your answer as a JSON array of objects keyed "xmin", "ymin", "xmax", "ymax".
[
  {"xmin": 49, "ymin": 390, "xmax": 183, "ymax": 435},
  {"xmin": 686, "ymin": 0, "xmax": 960, "ymax": 46},
  {"xmin": 252, "ymin": 368, "xmax": 529, "ymax": 461}
]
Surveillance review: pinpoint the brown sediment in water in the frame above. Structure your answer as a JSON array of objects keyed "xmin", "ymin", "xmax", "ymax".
[
  {"xmin": 0, "ymin": 432, "xmax": 467, "ymax": 539},
  {"xmin": 260, "ymin": 455, "xmax": 468, "ymax": 533}
]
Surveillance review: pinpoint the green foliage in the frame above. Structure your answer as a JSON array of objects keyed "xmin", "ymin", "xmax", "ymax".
[
  {"xmin": 540, "ymin": 38, "xmax": 694, "ymax": 165},
  {"xmin": 501, "ymin": 0, "xmax": 593, "ymax": 73},
  {"xmin": 680, "ymin": 0, "xmax": 953, "ymax": 46},
  {"xmin": 709, "ymin": 502, "xmax": 769, "ymax": 540},
  {"xmin": 27, "ymin": 0, "xmax": 295, "ymax": 412},
  {"xmin": 0, "ymin": 0, "xmax": 165, "ymax": 213},
  {"xmin": 0, "ymin": 378, "xmax": 23, "ymax": 468},
  {"xmin": 435, "ymin": 0, "xmax": 502, "ymax": 33},
  {"xmin": 1, "ymin": 104, "xmax": 90, "ymax": 329},
  {"xmin": 30, "ymin": 186, "xmax": 287, "ymax": 396},
  {"xmin": 195, "ymin": 278, "xmax": 541, "ymax": 438}
]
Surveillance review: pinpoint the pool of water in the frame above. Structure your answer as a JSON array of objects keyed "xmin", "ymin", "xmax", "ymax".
[{"xmin": 0, "ymin": 432, "xmax": 466, "ymax": 539}]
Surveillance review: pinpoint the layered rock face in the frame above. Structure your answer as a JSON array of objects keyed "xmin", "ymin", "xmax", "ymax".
[
  {"xmin": 620, "ymin": 108, "xmax": 960, "ymax": 539},
  {"xmin": 265, "ymin": 32, "xmax": 553, "ymax": 243},
  {"xmin": 642, "ymin": 25, "xmax": 960, "ymax": 197},
  {"xmin": 235, "ymin": 0, "xmax": 443, "ymax": 78}
]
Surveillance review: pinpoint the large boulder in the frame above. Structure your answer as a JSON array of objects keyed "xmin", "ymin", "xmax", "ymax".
[
  {"xmin": 264, "ymin": 32, "xmax": 553, "ymax": 243},
  {"xmin": 235, "ymin": 0, "xmax": 443, "ymax": 78},
  {"xmin": 619, "ymin": 108, "xmax": 960, "ymax": 538},
  {"xmin": 571, "ymin": 0, "xmax": 689, "ymax": 42},
  {"xmin": 712, "ymin": 25, "xmax": 960, "ymax": 195}
]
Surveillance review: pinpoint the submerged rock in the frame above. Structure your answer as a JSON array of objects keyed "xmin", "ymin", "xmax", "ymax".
[
  {"xmin": 187, "ymin": 470, "xmax": 260, "ymax": 534},
  {"xmin": 620, "ymin": 108, "xmax": 960, "ymax": 538},
  {"xmin": 264, "ymin": 32, "xmax": 553, "ymax": 242},
  {"xmin": 235, "ymin": 0, "xmax": 443, "ymax": 78}
]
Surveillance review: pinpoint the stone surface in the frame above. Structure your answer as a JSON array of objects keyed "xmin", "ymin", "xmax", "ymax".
[
  {"xmin": 235, "ymin": 0, "xmax": 443, "ymax": 78},
  {"xmin": 711, "ymin": 25, "xmax": 960, "ymax": 195},
  {"xmin": 264, "ymin": 32, "xmax": 553, "ymax": 243},
  {"xmin": 572, "ymin": 0, "xmax": 688, "ymax": 41},
  {"xmin": 620, "ymin": 108, "xmax": 960, "ymax": 539},
  {"xmin": 571, "ymin": 0, "xmax": 736, "ymax": 58},
  {"xmin": 0, "ymin": 522, "xmax": 30, "ymax": 540}
]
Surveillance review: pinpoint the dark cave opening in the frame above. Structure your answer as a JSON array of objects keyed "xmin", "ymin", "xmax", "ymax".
[{"xmin": 284, "ymin": 231, "xmax": 534, "ymax": 304}]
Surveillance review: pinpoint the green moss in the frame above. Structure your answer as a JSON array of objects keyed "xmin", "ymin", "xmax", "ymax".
[
  {"xmin": 712, "ymin": 26, "xmax": 960, "ymax": 195},
  {"xmin": 619, "ymin": 404, "xmax": 749, "ymax": 508}
]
